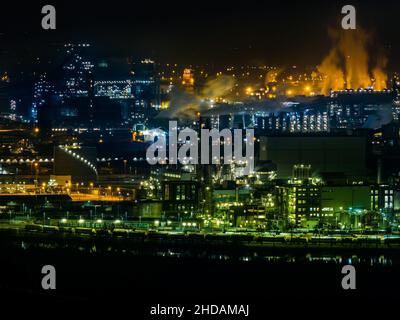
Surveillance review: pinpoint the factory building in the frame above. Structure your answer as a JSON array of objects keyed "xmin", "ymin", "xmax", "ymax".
[{"xmin": 259, "ymin": 135, "xmax": 368, "ymax": 179}]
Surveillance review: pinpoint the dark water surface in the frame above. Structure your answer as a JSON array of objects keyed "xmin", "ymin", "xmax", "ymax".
[{"xmin": 0, "ymin": 232, "xmax": 398, "ymax": 317}]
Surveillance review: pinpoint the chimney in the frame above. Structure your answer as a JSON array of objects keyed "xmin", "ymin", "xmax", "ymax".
[{"xmin": 377, "ymin": 158, "xmax": 382, "ymax": 184}]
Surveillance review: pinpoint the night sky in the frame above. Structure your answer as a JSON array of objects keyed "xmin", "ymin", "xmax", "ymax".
[{"xmin": 0, "ymin": 0, "xmax": 400, "ymax": 69}]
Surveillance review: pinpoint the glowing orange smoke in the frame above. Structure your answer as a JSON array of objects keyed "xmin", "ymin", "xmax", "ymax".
[{"xmin": 317, "ymin": 28, "xmax": 388, "ymax": 94}]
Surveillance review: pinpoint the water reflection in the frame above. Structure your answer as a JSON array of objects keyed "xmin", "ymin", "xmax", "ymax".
[{"xmin": 16, "ymin": 238, "xmax": 396, "ymax": 267}]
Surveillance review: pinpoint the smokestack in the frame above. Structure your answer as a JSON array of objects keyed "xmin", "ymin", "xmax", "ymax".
[
  {"xmin": 377, "ymin": 157, "xmax": 382, "ymax": 184},
  {"xmin": 197, "ymin": 114, "xmax": 214, "ymax": 216}
]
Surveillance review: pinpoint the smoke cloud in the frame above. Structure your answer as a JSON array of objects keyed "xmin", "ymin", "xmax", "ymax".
[
  {"xmin": 372, "ymin": 55, "xmax": 388, "ymax": 91},
  {"xmin": 363, "ymin": 104, "xmax": 393, "ymax": 129},
  {"xmin": 265, "ymin": 68, "xmax": 282, "ymax": 84},
  {"xmin": 157, "ymin": 75, "xmax": 235, "ymax": 120},
  {"xmin": 317, "ymin": 28, "xmax": 388, "ymax": 94},
  {"xmin": 200, "ymin": 75, "xmax": 235, "ymax": 98}
]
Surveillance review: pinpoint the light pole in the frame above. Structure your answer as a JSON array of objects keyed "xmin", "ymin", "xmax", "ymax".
[
  {"xmin": 123, "ymin": 159, "xmax": 127, "ymax": 174},
  {"xmin": 94, "ymin": 205, "xmax": 100, "ymax": 219},
  {"xmin": 34, "ymin": 162, "xmax": 39, "ymax": 191}
]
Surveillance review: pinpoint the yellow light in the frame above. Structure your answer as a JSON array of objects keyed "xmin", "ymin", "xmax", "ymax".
[{"xmin": 160, "ymin": 101, "xmax": 170, "ymax": 109}]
